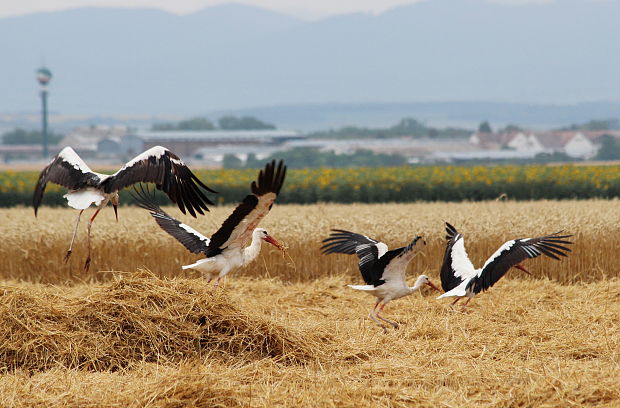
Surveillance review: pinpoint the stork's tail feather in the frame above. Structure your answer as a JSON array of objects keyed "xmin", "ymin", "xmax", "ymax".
[{"xmin": 348, "ymin": 284, "xmax": 376, "ymax": 291}]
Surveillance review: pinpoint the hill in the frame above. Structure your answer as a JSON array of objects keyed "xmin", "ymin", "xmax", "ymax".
[{"xmin": 1, "ymin": 0, "xmax": 619, "ymax": 119}]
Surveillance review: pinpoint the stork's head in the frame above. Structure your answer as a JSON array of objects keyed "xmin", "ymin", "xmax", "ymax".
[
  {"xmin": 254, "ymin": 228, "xmax": 284, "ymax": 250},
  {"xmin": 414, "ymin": 274, "xmax": 441, "ymax": 292},
  {"xmin": 110, "ymin": 193, "xmax": 120, "ymax": 222}
]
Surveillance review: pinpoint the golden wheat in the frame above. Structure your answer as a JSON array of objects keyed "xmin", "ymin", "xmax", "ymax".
[
  {"xmin": 0, "ymin": 273, "xmax": 618, "ymax": 407},
  {"xmin": 1, "ymin": 201, "xmax": 619, "ymax": 406},
  {"xmin": 1, "ymin": 199, "xmax": 619, "ymax": 283}
]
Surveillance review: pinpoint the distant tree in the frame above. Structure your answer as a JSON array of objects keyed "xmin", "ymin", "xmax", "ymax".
[
  {"xmin": 307, "ymin": 118, "xmax": 471, "ymax": 140},
  {"xmin": 222, "ymin": 154, "xmax": 243, "ymax": 169},
  {"xmin": 256, "ymin": 147, "xmax": 407, "ymax": 169},
  {"xmin": 218, "ymin": 116, "xmax": 276, "ymax": 130},
  {"xmin": 594, "ymin": 135, "xmax": 620, "ymax": 160},
  {"xmin": 532, "ymin": 152, "xmax": 576, "ymax": 163},
  {"xmin": 2, "ymin": 128, "xmax": 63, "ymax": 145},
  {"xmin": 564, "ymin": 119, "xmax": 613, "ymax": 131},
  {"xmin": 151, "ymin": 123, "xmax": 176, "ymax": 131},
  {"xmin": 500, "ymin": 124, "xmax": 522, "ymax": 133},
  {"xmin": 151, "ymin": 117, "xmax": 215, "ymax": 131},
  {"xmin": 177, "ymin": 117, "xmax": 215, "ymax": 130},
  {"xmin": 478, "ymin": 121, "xmax": 492, "ymax": 133},
  {"xmin": 245, "ymin": 153, "xmax": 262, "ymax": 168},
  {"xmin": 391, "ymin": 118, "xmax": 426, "ymax": 135}
]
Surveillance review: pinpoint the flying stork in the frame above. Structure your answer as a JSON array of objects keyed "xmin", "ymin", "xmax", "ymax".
[
  {"xmin": 437, "ymin": 222, "xmax": 573, "ymax": 307},
  {"xmin": 33, "ymin": 146, "xmax": 216, "ymax": 271},
  {"xmin": 133, "ymin": 160, "xmax": 286, "ymax": 286},
  {"xmin": 321, "ymin": 230, "xmax": 440, "ymax": 332}
]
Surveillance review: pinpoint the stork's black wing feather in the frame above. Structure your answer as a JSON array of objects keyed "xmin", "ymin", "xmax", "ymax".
[
  {"xmin": 320, "ymin": 229, "xmax": 383, "ymax": 255},
  {"xmin": 321, "ymin": 229, "xmax": 390, "ymax": 285},
  {"xmin": 354, "ymin": 243, "xmax": 384, "ymax": 285},
  {"xmin": 102, "ymin": 146, "xmax": 216, "ymax": 218},
  {"xmin": 445, "ymin": 222, "xmax": 458, "ymax": 241},
  {"xmin": 204, "ymin": 160, "xmax": 286, "ymax": 257},
  {"xmin": 470, "ymin": 232, "xmax": 573, "ymax": 294},
  {"xmin": 131, "ymin": 185, "xmax": 210, "ymax": 255},
  {"xmin": 33, "ymin": 147, "xmax": 102, "ymax": 216}
]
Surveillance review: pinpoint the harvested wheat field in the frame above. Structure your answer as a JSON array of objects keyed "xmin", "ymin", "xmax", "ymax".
[{"xmin": 1, "ymin": 200, "xmax": 619, "ymax": 407}]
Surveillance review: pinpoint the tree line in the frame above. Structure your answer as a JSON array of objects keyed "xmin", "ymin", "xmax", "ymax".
[
  {"xmin": 307, "ymin": 118, "xmax": 472, "ymax": 139},
  {"xmin": 151, "ymin": 116, "xmax": 275, "ymax": 131},
  {"xmin": 223, "ymin": 147, "xmax": 408, "ymax": 169}
]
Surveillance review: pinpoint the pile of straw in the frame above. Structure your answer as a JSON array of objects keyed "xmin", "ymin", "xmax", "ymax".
[{"xmin": 0, "ymin": 271, "xmax": 328, "ymax": 372}]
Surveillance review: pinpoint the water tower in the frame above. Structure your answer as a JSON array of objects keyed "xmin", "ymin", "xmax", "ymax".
[{"xmin": 36, "ymin": 66, "xmax": 52, "ymax": 158}]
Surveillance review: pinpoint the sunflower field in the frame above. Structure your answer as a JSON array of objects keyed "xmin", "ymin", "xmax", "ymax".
[{"xmin": 1, "ymin": 164, "xmax": 620, "ymax": 206}]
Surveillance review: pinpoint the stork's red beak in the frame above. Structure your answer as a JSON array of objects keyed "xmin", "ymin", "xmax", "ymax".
[
  {"xmin": 263, "ymin": 235, "xmax": 283, "ymax": 250},
  {"xmin": 113, "ymin": 204, "xmax": 118, "ymax": 222},
  {"xmin": 514, "ymin": 264, "xmax": 531, "ymax": 275},
  {"xmin": 426, "ymin": 281, "xmax": 441, "ymax": 292}
]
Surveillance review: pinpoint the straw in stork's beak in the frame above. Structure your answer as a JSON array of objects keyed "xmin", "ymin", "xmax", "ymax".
[
  {"xmin": 263, "ymin": 235, "xmax": 284, "ymax": 251},
  {"xmin": 514, "ymin": 263, "xmax": 532, "ymax": 275},
  {"xmin": 425, "ymin": 280, "xmax": 441, "ymax": 292}
]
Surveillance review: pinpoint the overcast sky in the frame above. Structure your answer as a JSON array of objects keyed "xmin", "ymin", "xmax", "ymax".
[{"xmin": 0, "ymin": 0, "xmax": 555, "ymax": 20}]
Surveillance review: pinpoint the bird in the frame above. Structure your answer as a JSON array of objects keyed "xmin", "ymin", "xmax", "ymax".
[
  {"xmin": 321, "ymin": 229, "xmax": 440, "ymax": 331},
  {"xmin": 33, "ymin": 145, "xmax": 217, "ymax": 271},
  {"xmin": 132, "ymin": 159, "xmax": 287, "ymax": 286},
  {"xmin": 437, "ymin": 222, "xmax": 573, "ymax": 307}
]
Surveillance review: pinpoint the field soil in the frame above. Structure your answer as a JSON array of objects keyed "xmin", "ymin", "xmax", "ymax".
[{"xmin": 0, "ymin": 201, "xmax": 619, "ymax": 407}]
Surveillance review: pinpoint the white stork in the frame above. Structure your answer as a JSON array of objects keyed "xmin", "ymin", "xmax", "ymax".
[
  {"xmin": 33, "ymin": 146, "xmax": 216, "ymax": 271},
  {"xmin": 133, "ymin": 160, "xmax": 286, "ymax": 286},
  {"xmin": 437, "ymin": 222, "xmax": 573, "ymax": 307},
  {"xmin": 321, "ymin": 230, "xmax": 440, "ymax": 332}
]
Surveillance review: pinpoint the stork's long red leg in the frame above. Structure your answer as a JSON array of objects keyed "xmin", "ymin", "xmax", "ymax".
[
  {"xmin": 514, "ymin": 263, "xmax": 532, "ymax": 275},
  {"xmin": 375, "ymin": 303, "xmax": 399, "ymax": 329},
  {"xmin": 64, "ymin": 210, "xmax": 84, "ymax": 263},
  {"xmin": 368, "ymin": 308, "xmax": 388, "ymax": 332},
  {"xmin": 368, "ymin": 300, "xmax": 388, "ymax": 332},
  {"xmin": 450, "ymin": 297, "xmax": 461, "ymax": 307},
  {"xmin": 83, "ymin": 208, "xmax": 102, "ymax": 272},
  {"xmin": 461, "ymin": 297, "xmax": 473, "ymax": 309}
]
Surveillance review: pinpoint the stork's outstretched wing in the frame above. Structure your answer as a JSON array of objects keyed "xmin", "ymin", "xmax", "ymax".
[
  {"xmin": 131, "ymin": 185, "xmax": 210, "ymax": 254},
  {"xmin": 379, "ymin": 236, "xmax": 424, "ymax": 286},
  {"xmin": 470, "ymin": 232, "xmax": 573, "ymax": 294},
  {"xmin": 440, "ymin": 222, "xmax": 477, "ymax": 292},
  {"xmin": 321, "ymin": 229, "xmax": 390, "ymax": 286},
  {"xmin": 103, "ymin": 146, "xmax": 217, "ymax": 217},
  {"xmin": 204, "ymin": 160, "xmax": 286, "ymax": 257},
  {"xmin": 320, "ymin": 229, "xmax": 389, "ymax": 258},
  {"xmin": 33, "ymin": 147, "xmax": 102, "ymax": 216}
]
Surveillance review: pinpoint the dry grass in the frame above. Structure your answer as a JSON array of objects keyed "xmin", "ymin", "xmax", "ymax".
[
  {"xmin": 1, "ymin": 200, "xmax": 619, "ymax": 283},
  {"xmin": 0, "ymin": 274, "xmax": 618, "ymax": 407},
  {"xmin": 1, "ymin": 201, "xmax": 619, "ymax": 407},
  {"xmin": 0, "ymin": 271, "xmax": 336, "ymax": 372}
]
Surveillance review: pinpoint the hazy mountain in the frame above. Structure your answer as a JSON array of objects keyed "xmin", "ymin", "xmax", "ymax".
[{"xmin": 1, "ymin": 0, "xmax": 619, "ymax": 123}]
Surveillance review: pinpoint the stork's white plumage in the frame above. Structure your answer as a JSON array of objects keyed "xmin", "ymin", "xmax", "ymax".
[
  {"xmin": 33, "ymin": 146, "xmax": 216, "ymax": 271},
  {"xmin": 134, "ymin": 160, "xmax": 286, "ymax": 286},
  {"xmin": 321, "ymin": 230, "xmax": 439, "ymax": 332},
  {"xmin": 437, "ymin": 222, "xmax": 573, "ymax": 307}
]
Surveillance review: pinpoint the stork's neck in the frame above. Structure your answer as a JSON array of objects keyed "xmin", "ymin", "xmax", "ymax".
[
  {"xmin": 242, "ymin": 233, "xmax": 262, "ymax": 266},
  {"xmin": 409, "ymin": 276, "xmax": 427, "ymax": 292}
]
